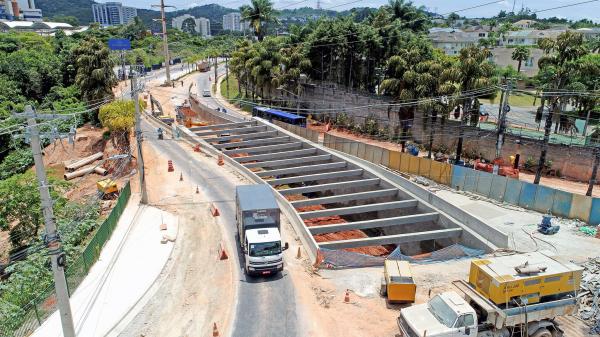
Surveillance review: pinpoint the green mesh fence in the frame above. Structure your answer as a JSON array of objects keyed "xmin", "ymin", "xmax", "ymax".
[{"xmin": 2, "ymin": 181, "xmax": 131, "ymax": 337}]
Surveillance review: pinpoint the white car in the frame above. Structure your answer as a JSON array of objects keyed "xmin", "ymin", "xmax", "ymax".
[{"xmin": 202, "ymin": 89, "xmax": 211, "ymax": 97}]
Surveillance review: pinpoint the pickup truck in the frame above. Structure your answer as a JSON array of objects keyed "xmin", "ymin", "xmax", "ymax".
[{"xmin": 398, "ymin": 280, "xmax": 574, "ymax": 337}]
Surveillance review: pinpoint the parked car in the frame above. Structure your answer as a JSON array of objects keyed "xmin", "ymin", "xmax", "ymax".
[{"xmin": 202, "ymin": 89, "xmax": 211, "ymax": 97}]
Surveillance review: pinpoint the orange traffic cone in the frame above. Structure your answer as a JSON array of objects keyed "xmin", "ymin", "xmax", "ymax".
[
  {"xmin": 210, "ymin": 203, "xmax": 220, "ymax": 217},
  {"xmin": 219, "ymin": 244, "xmax": 228, "ymax": 260},
  {"xmin": 217, "ymin": 155, "xmax": 224, "ymax": 166},
  {"xmin": 196, "ymin": 186, "xmax": 200, "ymax": 194},
  {"xmin": 212, "ymin": 322, "xmax": 219, "ymax": 336},
  {"xmin": 179, "ymin": 172, "xmax": 183, "ymax": 181},
  {"xmin": 344, "ymin": 289, "xmax": 350, "ymax": 303}
]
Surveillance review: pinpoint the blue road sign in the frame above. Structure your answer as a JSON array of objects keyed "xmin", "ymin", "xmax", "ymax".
[{"xmin": 108, "ymin": 39, "xmax": 131, "ymax": 51}]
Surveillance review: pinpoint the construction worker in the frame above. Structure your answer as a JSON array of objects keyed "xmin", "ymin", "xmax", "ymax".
[{"xmin": 157, "ymin": 127, "xmax": 163, "ymax": 140}]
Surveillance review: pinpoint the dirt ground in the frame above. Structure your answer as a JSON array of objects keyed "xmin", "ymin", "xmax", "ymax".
[{"xmin": 117, "ymin": 139, "xmax": 235, "ymax": 337}]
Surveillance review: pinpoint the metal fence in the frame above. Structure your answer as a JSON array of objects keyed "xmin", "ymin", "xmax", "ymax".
[{"xmin": 3, "ymin": 181, "xmax": 131, "ymax": 337}]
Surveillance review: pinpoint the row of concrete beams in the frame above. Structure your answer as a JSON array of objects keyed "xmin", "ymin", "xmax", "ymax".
[
  {"xmin": 256, "ymin": 162, "xmax": 347, "ymax": 178},
  {"xmin": 318, "ymin": 228, "xmax": 462, "ymax": 249},
  {"xmin": 223, "ymin": 142, "xmax": 303, "ymax": 155},
  {"xmin": 298, "ymin": 200, "xmax": 418, "ymax": 219},
  {"xmin": 266, "ymin": 169, "xmax": 364, "ymax": 186},
  {"xmin": 213, "ymin": 136, "xmax": 290, "ymax": 149},
  {"xmin": 290, "ymin": 189, "xmax": 398, "ymax": 207},
  {"xmin": 190, "ymin": 120, "xmax": 255, "ymax": 132},
  {"xmin": 278, "ymin": 178, "xmax": 381, "ymax": 195},
  {"xmin": 205, "ymin": 130, "xmax": 278, "ymax": 143},
  {"xmin": 234, "ymin": 149, "xmax": 318, "ymax": 163},
  {"xmin": 309, "ymin": 212, "xmax": 440, "ymax": 235},
  {"xmin": 195, "ymin": 125, "xmax": 267, "ymax": 137},
  {"xmin": 244, "ymin": 155, "xmax": 332, "ymax": 169}
]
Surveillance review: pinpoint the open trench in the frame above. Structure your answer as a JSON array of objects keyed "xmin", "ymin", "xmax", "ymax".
[{"xmin": 188, "ymin": 118, "xmax": 470, "ymax": 258}]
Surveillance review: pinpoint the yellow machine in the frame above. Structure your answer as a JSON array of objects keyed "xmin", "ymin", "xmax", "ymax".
[
  {"xmin": 382, "ymin": 260, "xmax": 416, "ymax": 303},
  {"xmin": 97, "ymin": 179, "xmax": 118, "ymax": 198},
  {"xmin": 469, "ymin": 251, "xmax": 583, "ymax": 306}
]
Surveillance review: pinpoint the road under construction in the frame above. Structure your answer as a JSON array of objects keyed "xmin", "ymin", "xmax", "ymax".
[{"xmin": 180, "ymin": 98, "xmax": 502, "ymax": 261}]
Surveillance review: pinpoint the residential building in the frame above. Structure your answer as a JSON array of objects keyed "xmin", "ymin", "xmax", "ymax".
[
  {"xmin": 172, "ymin": 14, "xmax": 210, "ymax": 37},
  {"xmin": 20, "ymin": 7, "xmax": 41, "ymax": 21},
  {"xmin": 429, "ymin": 31, "xmax": 480, "ymax": 55},
  {"xmin": 513, "ymin": 19, "xmax": 537, "ymax": 29},
  {"xmin": 502, "ymin": 29, "xmax": 565, "ymax": 46},
  {"xmin": 0, "ymin": 0, "xmax": 42, "ymax": 21},
  {"xmin": 489, "ymin": 47, "xmax": 545, "ymax": 77},
  {"xmin": 0, "ymin": 0, "xmax": 9, "ymax": 20},
  {"xmin": 92, "ymin": 2, "xmax": 137, "ymax": 26}
]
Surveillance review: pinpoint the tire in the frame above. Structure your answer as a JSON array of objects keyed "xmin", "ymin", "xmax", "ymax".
[{"xmin": 531, "ymin": 328, "xmax": 552, "ymax": 337}]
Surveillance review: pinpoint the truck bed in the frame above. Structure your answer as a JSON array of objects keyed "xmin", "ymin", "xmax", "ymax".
[{"xmin": 453, "ymin": 280, "xmax": 577, "ymax": 329}]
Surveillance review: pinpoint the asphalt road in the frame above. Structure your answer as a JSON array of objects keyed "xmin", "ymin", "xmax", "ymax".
[{"xmin": 139, "ymin": 68, "xmax": 300, "ymax": 337}]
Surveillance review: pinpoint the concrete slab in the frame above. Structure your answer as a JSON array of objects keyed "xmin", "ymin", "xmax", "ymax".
[
  {"xmin": 223, "ymin": 142, "xmax": 302, "ymax": 155},
  {"xmin": 290, "ymin": 189, "xmax": 398, "ymax": 207},
  {"xmin": 266, "ymin": 169, "xmax": 363, "ymax": 185},
  {"xmin": 31, "ymin": 203, "xmax": 178, "ymax": 337},
  {"xmin": 205, "ymin": 130, "xmax": 278, "ymax": 142},
  {"xmin": 195, "ymin": 125, "xmax": 267, "ymax": 136},
  {"xmin": 298, "ymin": 200, "xmax": 418, "ymax": 219},
  {"xmin": 243, "ymin": 155, "xmax": 332, "ymax": 169},
  {"xmin": 318, "ymin": 228, "xmax": 462, "ymax": 249},
  {"xmin": 189, "ymin": 121, "xmax": 255, "ymax": 131},
  {"xmin": 233, "ymin": 148, "xmax": 317, "ymax": 163},
  {"xmin": 257, "ymin": 162, "xmax": 347, "ymax": 177},
  {"xmin": 213, "ymin": 136, "xmax": 290, "ymax": 149},
  {"xmin": 277, "ymin": 178, "xmax": 381, "ymax": 195},
  {"xmin": 308, "ymin": 212, "xmax": 439, "ymax": 234}
]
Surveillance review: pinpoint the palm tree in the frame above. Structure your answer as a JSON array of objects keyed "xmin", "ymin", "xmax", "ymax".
[
  {"xmin": 240, "ymin": 0, "xmax": 278, "ymax": 42},
  {"xmin": 512, "ymin": 46, "xmax": 530, "ymax": 72},
  {"xmin": 453, "ymin": 46, "xmax": 495, "ymax": 162},
  {"xmin": 73, "ymin": 37, "xmax": 117, "ymax": 108}
]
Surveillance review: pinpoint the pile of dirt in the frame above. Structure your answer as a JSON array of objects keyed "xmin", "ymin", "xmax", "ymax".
[
  {"xmin": 43, "ymin": 125, "xmax": 135, "ymax": 206},
  {"xmin": 285, "ymin": 194, "xmax": 390, "ymax": 256}
]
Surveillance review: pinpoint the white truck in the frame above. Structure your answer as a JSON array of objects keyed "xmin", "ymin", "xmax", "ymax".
[
  {"xmin": 397, "ymin": 280, "xmax": 575, "ymax": 337},
  {"xmin": 236, "ymin": 184, "xmax": 289, "ymax": 276}
]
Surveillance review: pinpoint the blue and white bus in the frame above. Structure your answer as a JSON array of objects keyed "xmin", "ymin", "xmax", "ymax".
[{"xmin": 252, "ymin": 106, "xmax": 306, "ymax": 127}]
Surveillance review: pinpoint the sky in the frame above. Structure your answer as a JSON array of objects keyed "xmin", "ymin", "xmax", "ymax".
[{"xmin": 105, "ymin": 0, "xmax": 599, "ymax": 22}]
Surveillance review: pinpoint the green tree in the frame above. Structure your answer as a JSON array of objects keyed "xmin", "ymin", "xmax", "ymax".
[
  {"xmin": 511, "ymin": 46, "xmax": 530, "ymax": 72},
  {"xmin": 240, "ymin": 0, "xmax": 278, "ymax": 41},
  {"xmin": 0, "ymin": 171, "xmax": 67, "ymax": 249},
  {"xmin": 99, "ymin": 99, "xmax": 143, "ymax": 148},
  {"xmin": 73, "ymin": 37, "xmax": 117, "ymax": 106}
]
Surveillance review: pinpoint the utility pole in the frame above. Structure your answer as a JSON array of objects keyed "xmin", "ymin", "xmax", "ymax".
[
  {"xmin": 18, "ymin": 106, "xmax": 76, "ymax": 337},
  {"xmin": 131, "ymin": 74, "xmax": 148, "ymax": 204},
  {"xmin": 152, "ymin": 0, "xmax": 173, "ymax": 85},
  {"xmin": 225, "ymin": 54, "xmax": 230, "ymax": 99},
  {"xmin": 494, "ymin": 79, "xmax": 512, "ymax": 175},
  {"xmin": 534, "ymin": 98, "xmax": 555, "ymax": 184},
  {"xmin": 587, "ymin": 147, "xmax": 600, "ymax": 196}
]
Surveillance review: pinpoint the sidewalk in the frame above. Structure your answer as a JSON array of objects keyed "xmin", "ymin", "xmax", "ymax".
[{"xmin": 32, "ymin": 195, "xmax": 178, "ymax": 337}]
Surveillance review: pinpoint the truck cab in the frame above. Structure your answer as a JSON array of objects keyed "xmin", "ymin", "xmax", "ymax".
[
  {"xmin": 398, "ymin": 292, "xmax": 478, "ymax": 337},
  {"xmin": 243, "ymin": 227, "xmax": 286, "ymax": 275}
]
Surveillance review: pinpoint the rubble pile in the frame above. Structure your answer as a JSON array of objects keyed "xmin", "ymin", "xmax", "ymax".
[{"xmin": 577, "ymin": 257, "xmax": 600, "ymax": 334}]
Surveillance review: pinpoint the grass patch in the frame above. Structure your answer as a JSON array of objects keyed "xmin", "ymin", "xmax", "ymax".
[
  {"xmin": 480, "ymin": 92, "xmax": 537, "ymax": 107},
  {"xmin": 220, "ymin": 74, "xmax": 241, "ymax": 101}
]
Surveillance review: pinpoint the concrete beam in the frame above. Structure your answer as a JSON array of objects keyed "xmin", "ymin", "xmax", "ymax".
[
  {"xmin": 205, "ymin": 130, "xmax": 278, "ymax": 143},
  {"xmin": 195, "ymin": 125, "xmax": 267, "ymax": 137},
  {"xmin": 308, "ymin": 212, "xmax": 439, "ymax": 234},
  {"xmin": 277, "ymin": 178, "xmax": 380, "ymax": 195},
  {"xmin": 189, "ymin": 121, "xmax": 254, "ymax": 132},
  {"xmin": 290, "ymin": 189, "xmax": 398, "ymax": 207},
  {"xmin": 244, "ymin": 155, "xmax": 332, "ymax": 169},
  {"xmin": 266, "ymin": 169, "xmax": 363, "ymax": 186},
  {"xmin": 317, "ymin": 228, "xmax": 462, "ymax": 249},
  {"xmin": 298, "ymin": 200, "xmax": 418, "ymax": 219},
  {"xmin": 256, "ymin": 162, "xmax": 347, "ymax": 177},
  {"xmin": 214, "ymin": 136, "xmax": 290, "ymax": 149},
  {"xmin": 233, "ymin": 148, "xmax": 317, "ymax": 163},
  {"xmin": 223, "ymin": 142, "xmax": 303, "ymax": 155}
]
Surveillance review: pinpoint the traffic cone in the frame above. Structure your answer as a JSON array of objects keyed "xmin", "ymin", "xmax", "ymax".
[
  {"xmin": 196, "ymin": 186, "xmax": 200, "ymax": 194},
  {"xmin": 212, "ymin": 322, "xmax": 219, "ymax": 337},
  {"xmin": 179, "ymin": 172, "xmax": 183, "ymax": 181},
  {"xmin": 217, "ymin": 155, "xmax": 224, "ymax": 166},
  {"xmin": 344, "ymin": 290, "xmax": 350, "ymax": 303},
  {"xmin": 219, "ymin": 244, "xmax": 228, "ymax": 260},
  {"xmin": 167, "ymin": 160, "xmax": 174, "ymax": 172},
  {"xmin": 210, "ymin": 203, "xmax": 220, "ymax": 217},
  {"xmin": 296, "ymin": 247, "xmax": 302, "ymax": 259}
]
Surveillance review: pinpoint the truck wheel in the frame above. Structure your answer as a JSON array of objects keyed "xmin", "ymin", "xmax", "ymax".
[{"xmin": 531, "ymin": 328, "xmax": 552, "ymax": 337}]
